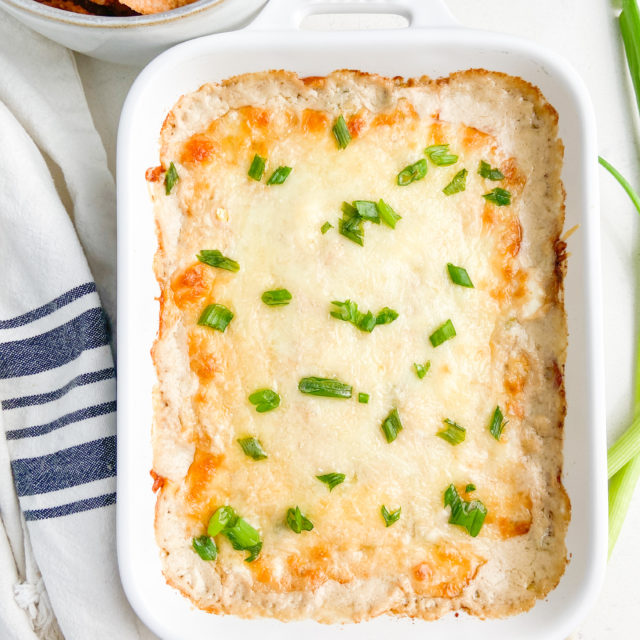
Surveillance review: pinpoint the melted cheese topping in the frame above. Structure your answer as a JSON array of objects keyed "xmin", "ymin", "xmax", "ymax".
[{"xmin": 150, "ymin": 70, "xmax": 569, "ymax": 622}]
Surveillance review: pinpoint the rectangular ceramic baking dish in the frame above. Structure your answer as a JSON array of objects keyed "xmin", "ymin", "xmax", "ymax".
[{"xmin": 116, "ymin": 1, "xmax": 607, "ymax": 638}]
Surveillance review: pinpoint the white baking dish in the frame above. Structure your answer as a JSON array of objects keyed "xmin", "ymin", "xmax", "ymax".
[{"xmin": 116, "ymin": 1, "xmax": 607, "ymax": 638}]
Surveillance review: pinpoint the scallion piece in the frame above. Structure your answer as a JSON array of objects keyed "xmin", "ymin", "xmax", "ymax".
[
  {"xmin": 286, "ymin": 506, "xmax": 314, "ymax": 533},
  {"xmin": 330, "ymin": 299, "xmax": 398, "ymax": 333},
  {"xmin": 483, "ymin": 187, "xmax": 512, "ymax": 206},
  {"xmin": 207, "ymin": 506, "xmax": 237, "ymax": 537},
  {"xmin": 261, "ymin": 289, "xmax": 292, "ymax": 306},
  {"xmin": 248, "ymin": 388, "xmax": 280, "ymax": 413},
  {"xmin": 316, "ymin": 473, "xmax": 345, "ymax": 491},
  {"xmin": 354, "ymin": 200, "xmax": 380, "ymax": 223},
  {"xmin": 381, "ymin": 408, "xmax": 403, "ymax": 443},
  {"xmin": 425, "ymin": 144, "xmax": 458, "ymax": 166},
  {"xmin": 465, "ymin": 483, "xmax": 476, "ymax": 493},
  {"xmin": 397, "ymin": 158, "xmax": 427, "ymax": 186},
  {"xmin": 298, "ymin": 377, "xmax": 352, "ymax": 398},
  {"xmin": 238, "ymin": 437, "xmax": 268, "ymax": 460},
  {"xmin": 429, "ymin": 319, "xmax": 456, "ymax": 347},
  {"xmin": 488, "ymin": 405, "xmax": 507, "ymax": 440},
  {"xmin": 338, "ymin": 206, "xmax": 364, "ymax": 246},
  {"xmin": 165, "ymin": 162, "xmax": 179, "ymax": 195},
  {"xmin": 437, "ymin": 419, "xmax": 466, "ymax": 445},
  {"xmin": 192, "ymin": 535, "xmax": 217, "ymax": 561},
  {"xmin": 414, "ymin": 361, "xmax": 431, "ymax": 379},
  {"xmin": 266, "ymin": 166, "xmax": 292, "ymax": 185},
  {"xmin": 444, "ymin": 484, "xmax": 487, "ymax": 537},
  {"xmin": 376, "ymin": 307, "xmax": 399, "ymax": 325},
  {"xmin": 321, "ymin": 221, "xmax": 333, "ymax": 234},
  {"xmin": 478, "ymin": 160, "xmax": 504, "ymax": 180},
  {"xmin": 197, "ymin": 303, "xmax": 234, "ymax": 332},
  {"xmin": 225, "ymin": 517, "xmax": 262, "ymax": 562},
  {"xmin": 358, "ymin": 392, "xmax": 370, "ymax": 404},
  {"xmin": 443, "ymin": 168, "xmax": 468, "ymax": 195},
  {"xmin": 248, "ymin": 154, "xmax": 266, "ymax": 181},
  {"xmin": 332, "ymin": 114, "xmax": 352, "ymax": 149},
  {"xmin": 197, "ymin": 250, "xmax": 240, "ymax": 273},
  {"xmin": 377, "ymin": 199, "xmax": 402, "ymax": 228},
  {"xmin": 381, "ymin": 505, "xmax": 401, "ymax": 527},
  {"xmin": 447, "ymin": 263, "xmax": 474, "ymax": 288}
]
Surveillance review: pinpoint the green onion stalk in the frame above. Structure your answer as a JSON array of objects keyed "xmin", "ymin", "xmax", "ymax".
[{"xmin": 599, "ymin": 0, "xmax": 640, "ymax": 557}]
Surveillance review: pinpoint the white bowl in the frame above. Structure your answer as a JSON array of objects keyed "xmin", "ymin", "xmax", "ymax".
[{"xmin": 0, "ymin": 0, "xmax": 267, "ymax": 65}]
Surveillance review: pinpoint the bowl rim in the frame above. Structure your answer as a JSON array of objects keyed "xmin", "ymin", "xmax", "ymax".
[{"xmin": 0, "ymin": 0, "xmax": 229, "ymax": 28}]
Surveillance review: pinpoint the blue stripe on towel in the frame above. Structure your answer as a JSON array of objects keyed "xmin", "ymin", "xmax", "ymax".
[
  {"xmin": 5, "ymin": 401, "xmax": 116, "ymax": 440},
  {"xmin": 0, "ymin": 283, "xmax": 96, "ymax": 329},
  {"xmin": 24, "ymin": 492, "xmax": 117, "ymax": 521},
  {"xmin": 0, "ymin": 308, "xmax": 109, "ymax": 379},
  {"xmin": 11, "ymin": 435, "xmax": 116, "ymax": 497},
  {"xmin": 2, "ymin": 368, "xmax": 115, "ymax": 410}
]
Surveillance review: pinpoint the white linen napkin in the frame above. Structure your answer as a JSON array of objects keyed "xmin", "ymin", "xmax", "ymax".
[{"xmin": 0, "ymin": 11, "xmax": 154, "ymax": 640}]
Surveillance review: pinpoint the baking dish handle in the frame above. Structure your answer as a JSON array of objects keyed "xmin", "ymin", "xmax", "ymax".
[{"xmin": 248, "ymin": 0, "xmax": 458, "ymax": 31}]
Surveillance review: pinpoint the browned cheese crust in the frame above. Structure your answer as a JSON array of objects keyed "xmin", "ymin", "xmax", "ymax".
[{"xmin": 148, "ymin": 69, "xmax": 570, "ymax": 623}]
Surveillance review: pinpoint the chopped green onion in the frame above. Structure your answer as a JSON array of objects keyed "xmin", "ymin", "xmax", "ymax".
[
  {"xmin": 443, "ymin": 168, "xmax": 468, "ymax": 195},
  {"xmin": 298, "ymin": 377, "xmax": 352, "ymax": 398},
  {"xmin": 197, "ymin": 250, "xmax": 240, "ymax": 273},
  {"xmin": 248, "ymin": 388, "xmax": 280, "ymax": 413},
  {"xmin": 397, "ymin": 158, "xmax": 427, "ymax": 186},
  {"xmin": 286, "ymin": 506, "xmax": 314, "ymax": 533},
  {"xmin": 321, "ymin": 221, "xmax": 333, "ymax": 234},
  {"xmin": 437, "ymin": 419, "xmax": 466, "ymax": 445},
  {"xmin": 381, "ymin": 408, "xmax": 403, "ymax": 443},
  {"xmin": 444, "ymin": 484, "xmax": 487, "ymax": 537},
  {"xmin": 425, "ymin": 144, "xmax": 458, "ymax": 166},
  {"xmin": 488, "ymin": 406, "xmax": 507, "ymax": 440},
  {"xmin": 429, "ymin": 319, "xmax": 456, "ymax": 347},
  {"xmin": 261, "ymin": 289, "xmax": 292, "ymax": 306},
  {"xmin": 238, "ymin": 437, "xmax": 268, "ymax": 460},
  {"xmin": 332, "ymin": 115, "xmax": 352, "ymax": 149},
  {"xmin": 197, "ymin": 304, "xmax": 234, "ymax": 332},
  {"xmin": 354, "ymin": 200, "xmax": 380, "ymax": 223},
  {"xmin": 192, "ymin": 535, "xmax": 217, "ymax": 561},
  {"xmin": 447, "ymin": 263, "xmax": 474, "ymax": 288},
  {"xmin": 414, "ymin": 361, "xmax": 431, "ymax": 379},
  {"xmin": 381, "ymin": 505, "xmax": 401, "ymax": 527},
  {"xmin": 330, "ymin": 299, "xmax": 398, "ymax": 333},
  {"xmin": 338, "ymin": 206, "xmax": 365, "ymax": 246},
  {"xmin": 376, "ymin": 307, "xmax": 399, "ymax": 325},
  {"xmin": 248, "ymin": 154, "xmax": 266, "ymax": 181},
  {"xmin": 316, "ymin": 473, "xmax": 345, "ymax": 491},
  {"xmin": 478, "ymin": 160, "xmax": 504, "ymax": 180},
  {"xmin": 207, "ymin": 506, "xmax": 237, "ymax": 537},
  {"xmin": 358, "ymin": 392, "xmax": 370, "ymax": 404},
  {"xmin": 483, "ymin": 187, "xmax": 512, "ymax": 206},
  {"xmin": 377, "ymin": 199, "xmax": 402, "ymax": 228},
  {"xmin": 266, "ymin": 166, "xmax": 292, "ymax": 185},
  {"xmin": 165, "ymin": 162, "xmax": 179, "ymax": 194},
  {"xmin": 224, "ymin": 517, "xmax": 262, "ymax": 562},
  {"xmin": 465, "ymin": 483, "xmax": 476, "ymax": 493}
]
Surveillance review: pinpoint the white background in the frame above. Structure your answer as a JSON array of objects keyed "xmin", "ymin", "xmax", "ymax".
[{"xmin": 74, "ymin": 1, "xmax": 639, "ymax": 637}]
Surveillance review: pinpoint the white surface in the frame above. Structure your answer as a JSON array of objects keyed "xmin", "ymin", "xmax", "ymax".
[
  {"xmin": 117, "ymin": 3, "xmax": 604, "ymax": 640},
  {"xmin": 75, "ymin": 0, "xmax": 638, "ymax": 638}
]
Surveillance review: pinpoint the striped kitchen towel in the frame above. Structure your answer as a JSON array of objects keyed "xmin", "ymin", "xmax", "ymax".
[{"xmin": 0, "ymin": 12, "xmax": 151, "ymax": 640}]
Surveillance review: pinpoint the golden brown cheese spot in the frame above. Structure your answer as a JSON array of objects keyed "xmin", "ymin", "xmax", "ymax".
[
  {"xmin": 371, "ymin": 99, "xmax": 418, "ymax": 128},
  {"xmin": 461, "ymin": 126, "xmax": 492, "ymax": 152},
  {"xmin": 484, "ymin": 491, "xmax": 533, "ymax": 539},
  {"xmin": 301, "ymin": 109, "xmax": 329, "ymax": 134},
  {"xmin": 150, "ymin": 469, "xmax": 165, "ymax": 493},
  {"xmin": 180, "ymin": 134, "xmax": 216, "ymax": 166},
  {"xmin": 145, "ymin": 165, "xmax": 164, "ymax": 183},
  {"xmin": 427, "ymin": 120, "xmax": 447, "ymax": 145},
  {"xmin": 188, "ymin": 331, "xmax": 219, "ymax": 381},
  {"xmin": 170, "ymin": 263, "xmax": 213, "ymax": 310},
  {"xmin": 185, "ymin": 449, "xmax": 224, "ymax": 517},
  {"xmin": 412, "ymin": 545, "xmax": 486, "ymax": 598}
]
